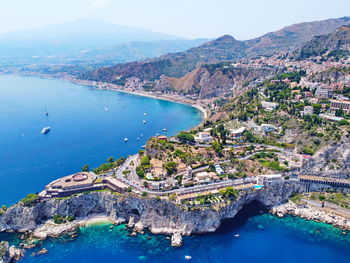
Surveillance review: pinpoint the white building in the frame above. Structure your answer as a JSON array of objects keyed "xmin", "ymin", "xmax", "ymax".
[
  {"xmin": 260, "ymin": 124, "xmax": 278, "ymax": 133},
  {"xmin": 303, "ymin": 106, "xmax": 314, "ymax": 115},
  {"xmin": 261, "ymin": 101, "xmax": 279, "ymax": 111},
  {"xmin": 256, "ymin": 174, "xmax": 282, "ymax": 185},
  {"xmin": 195, "ymin": 132, "xmax": 213, "ymax": 144},
  {"xmin": 230, "ymin": 127, "xmax": 246, "ymax": 138},
  {"xmin": 214, "ymin": 164, "xmax": 224, "ymax": 175}
]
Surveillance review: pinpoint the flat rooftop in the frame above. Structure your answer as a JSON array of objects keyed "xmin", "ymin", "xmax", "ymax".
[{"xmin": 47, "ymin": 172, "xmax": 96, "ymax": 190}]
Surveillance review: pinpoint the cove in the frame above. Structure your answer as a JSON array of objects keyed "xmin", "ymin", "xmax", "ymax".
[{"xmin": 0, "ymin": 75, "xmax": 202, "ymax": 205}]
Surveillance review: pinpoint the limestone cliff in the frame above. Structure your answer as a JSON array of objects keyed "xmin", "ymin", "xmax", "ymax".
[
  {"xmin": 298, "ymin": 136, "xmax": 350, "ymax": 179},
  {"xmin": 154, "ymin": 64, "xmax": 275, "ymax": 99},
  {"xmin": 0, "ymin": 181, "xmax": 302, "ymax": 235}
]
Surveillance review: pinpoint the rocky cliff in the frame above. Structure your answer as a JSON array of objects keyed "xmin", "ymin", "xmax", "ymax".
[
  {"xmin": 298, "ymin": 136, "xmax": 350, "ymax": 179},
  {"xmin": 154, "ymin": 64, "xmax": 275, "ymax": 99},
  {"xmin": 0, "ymin": 241, "xmax": 23, "ymax": 263},
  {"xmin": 0, "ymin": 181, "xmax": 302, "ymax": 235}
]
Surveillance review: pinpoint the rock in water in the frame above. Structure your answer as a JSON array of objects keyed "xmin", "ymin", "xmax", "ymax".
[
  {"xmin": 134, "ymin": 221, "xmax": 144, "ymax": 233},
  {"xmin": 127, "ymin": 216, "xmax": 135, "ymax": 228},
  {"xmin": 171, "ymin": 233, "xmax": 182, "ymax": 247}
]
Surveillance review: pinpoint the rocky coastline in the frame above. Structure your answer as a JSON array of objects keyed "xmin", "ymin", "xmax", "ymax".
[
  {"xmin": 0, "ymin": 181, "xmax": 302, "ymax": 255},
  {"xmin": 271, "ymin": 201, "xmax": 350, "ymax": 230}
]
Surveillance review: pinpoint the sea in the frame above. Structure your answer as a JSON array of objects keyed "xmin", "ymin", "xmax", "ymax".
[{"xmin": 0, "ymin": 75, "xmax": 349, "ymax": 262}]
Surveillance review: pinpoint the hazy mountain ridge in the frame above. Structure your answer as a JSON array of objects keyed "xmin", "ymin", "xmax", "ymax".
[
  {"xmin": 81, "ymin": 17, "xmax": 350, "ymax": 83},
  {"xmin": 292, "ymin": 24, "xmax": 350, "ymax": 60}
]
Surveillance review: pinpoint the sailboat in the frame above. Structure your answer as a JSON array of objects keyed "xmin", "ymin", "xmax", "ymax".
[{"xmin": 44, "ymin": 105, "xmax": 49, "ymax": 116}]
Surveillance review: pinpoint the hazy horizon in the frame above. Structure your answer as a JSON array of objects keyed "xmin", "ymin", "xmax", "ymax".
[{"xmin": 1, "ymin": 0, "xmax": 349, "ymax": 40}]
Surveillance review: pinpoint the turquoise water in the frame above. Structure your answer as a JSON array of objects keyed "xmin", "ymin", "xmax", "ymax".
[
  {"xmin": 1, "ymin": 75, "xmax": 350, "ymax": 262},
  {"xmin": 1, "ymin": 204, "xmax": 349, "ymax": 263},
  {"xmin": 0, "ymin": 75, "xmax": 202, "ymax": 205}
]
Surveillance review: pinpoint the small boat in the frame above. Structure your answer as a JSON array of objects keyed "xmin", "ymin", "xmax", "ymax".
[
  {"xmin": 143, "ymin": 120, "xmax": 146, "ymax": 124},
  {"xmin": 185, "ymin": 255, "xmax": 192, "ymax": 260},
  {"xmin": 140, "ymin": 133, "xmax": 143, "ymax": 137},
  {"xmin": 124, "ymin": 138, "xmax": 128, "ymax": 142},
  {"xmin": 137, "ymin": 137, "xmax": 140, "ymax": 141},
  {"xmin": 163, "ymin": 128, "xmax": 167, "ymax": 131},
  {"xmin": 156, "ymin": 133, "xmax": 159, "ymax": 136},
  {"xmin": 40, "ymin": 127, "xmax": 50, "ymax": 134},
  {"xmin": 143, "ymin": 112, "xmax": 147, "ymax": 116},
  {"xmin": 104, "ymin": 106, "xmax": 109, "ymax": 111},
  {"xmin": 234, "ymin": 234, "xmax": 240, "ymax": 237}
]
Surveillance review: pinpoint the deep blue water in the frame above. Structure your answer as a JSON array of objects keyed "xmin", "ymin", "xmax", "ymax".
[
  {"xmin": 0, "ymin": 75, "xmax": 202, "ymax": 205},
  {"xmin": 1, "ymin": 75, "xmax": 350, "ymax": 263},
  {"xmin": 1, "ymin": 204, "xmax": 350, "ymax": 263}
]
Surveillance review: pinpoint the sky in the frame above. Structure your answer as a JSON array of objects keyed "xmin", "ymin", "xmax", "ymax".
[{"xmin": 0, "ymin": 0, "xmax": 349, "ymax": 40}]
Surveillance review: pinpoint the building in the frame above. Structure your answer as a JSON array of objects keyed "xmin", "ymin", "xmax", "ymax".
[
  {"xmin": 44, "ymin": 172, "xmax": 100, "ymax": 198},
  {"xmin": 256, "ymin": 174, "xmax": 282, "ymax": 185},
  {"xmin": 157, "ymin": 135, "xmax": 167, "ymax": 141},
  {"xmin": 319, "ymin": 114, "xmax": 343, "ymax": 122},
  {"xmin": 261, "ymin": 101, "xmax": 279, "ymax": 111},
  {"xmin": 315, "ymin": 87, "xmax": 333, "ymax": 98},
  {"xmin": 303, "ymin": 106, "xmax": 314, "ymax": 115},
  {"xmin": 330, "ymin": 99, "xmax": 350, "ymax": 113},
  {"xmin": 194, "ymin": 171, "xmax": 219, "ymax": 183},
  {"xmin": 214, "ymin": 164, "xmax": 224, "ymax": 175},
  {"xmin": 195, "ymin": 132, "xmax": 213, "ymax": 144},
  {"xmin": 230, "ymin": 127, "xmax": 246, "ymax": 138},
  {"xmin": 184, "ymin": 166, "xmax": 193, "ymax": 181},
  {"xmin": 260, "ymin": 124, "xmax": 278, "ymax": 133}
]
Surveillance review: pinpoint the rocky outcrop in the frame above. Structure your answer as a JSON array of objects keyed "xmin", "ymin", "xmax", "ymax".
[
  {"xmin": 171, "ymin": 233, "xmax": 182, "ymax": 246},
  {"xmin": 271, "ymin": 201, "xmax": 350, "ymax": 230},
  {"xmin": 0, "ymin": 181, "xmax": 302, "ymax": 236},
  {"xmin": 154, "ymin": 64, "xmax": 275, "ymax": 99},
  {"xmin": 298, "ymin": 136, "xmax": 350, "ymax": 179},
  {"xmin": 0, "ymin": 241, "xmax": 24, "ymax": 263}
]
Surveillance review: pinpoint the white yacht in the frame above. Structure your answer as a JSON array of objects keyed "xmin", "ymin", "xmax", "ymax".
[
  {"xmin": 124, "ymin": 138, "xmax": 128, "ymax": 142},
  {"xmin": 143, "ymin": 120, "xmax": 146, "ymax": 124},
  {"xmin": 40, "ymin": 127, "xmax": 50, "ymax": 134}
]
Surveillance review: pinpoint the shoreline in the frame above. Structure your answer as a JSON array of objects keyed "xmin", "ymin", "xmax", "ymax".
[
  {"xmin": 0, "ymin": 72, "xmax": 208, "ymax": 127},
  {"xmin": 271, "ymin": 201, "xmax": 350, "ymax": 231}
]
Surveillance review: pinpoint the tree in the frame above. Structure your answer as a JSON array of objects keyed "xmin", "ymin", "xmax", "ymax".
[
  {"xmin": 82, "ymin": 164, "xmax": 90, "ymax": 172},
  {"xmin": 318, "ymin": 195, "xmax": 326, "ymax": 208},
  {"xmin": 164, "ymin": 161, "xmax": 177, "ymax": 175},
  {"xmin": 212, "ymin": 141, "xmax": 223, "ymax": 154},
  {"xmin": 107, "ymin": 157, "xmax": 114, "ymax": 163},
  {"xmin": 140, "ymin": 156, "xmax": 151, "ymax": 166},
  {"xmin": 335, "ymin": 108, "xmax": 344, "ymax": 117},
  {"xmin": 312, "ymin": 104, "xmax": 322, "ymax": 115},
  {"xmin": 176, "ymin": 132, "xmax": 195, "ymax": 143}
]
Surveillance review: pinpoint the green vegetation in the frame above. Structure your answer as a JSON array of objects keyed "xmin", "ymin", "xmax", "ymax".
[
  {"xmin": 53, "ymin": 214, "xmax": 75, "ymax": 224},
  {"xmin": 136, "ymin": 155, "xmax": 151, "ymax": 178},
  {"xmin": 163, "ymin": 161, "xmax": 177, "ymax": 175},
  {"xmin": 176, "ymin": 131, "xmax": 195, "ymax": 143},
  {"xmin": 82, "ymin": 164, "xmax": 90, "ymax": 172},
  {"xmin": 20, "ymin": 193, "xmax": 39, "ymax": 206},
  {"xmin": 93, "ymin": 157, "xmax": 125, "ymax": 174},
  {"xmin": 218, "ymin": 187, "xmax": 239, "ymax": 198},
  {"xmin": 310, "ymin": 192, "xmax": 350, "ymax": 209}
]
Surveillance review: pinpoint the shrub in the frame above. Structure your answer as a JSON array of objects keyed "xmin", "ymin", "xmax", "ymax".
[{"xmin": 21, "ymin": 193, "xmax": 39, "ymax": 206}]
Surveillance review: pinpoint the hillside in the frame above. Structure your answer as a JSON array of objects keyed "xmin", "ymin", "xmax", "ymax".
[
  {"xmin": 153, "ymin": 62, "xmax": 276, "ymax": 99},
  {"xmin": 292, "ymin": 25, "xmax": 350, "ymax": 60},
  {"xmin": 80, "ymin": 17, "xmax": 350, "ymax": 83},
  {"xmin": 247, "ymin": 16, "xmax": 350, "ymax": 55}
]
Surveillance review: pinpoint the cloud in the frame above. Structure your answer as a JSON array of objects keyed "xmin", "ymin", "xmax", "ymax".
[{"xmin": 89, "ymin": 0, "xmax": 112, "ymax": 9}]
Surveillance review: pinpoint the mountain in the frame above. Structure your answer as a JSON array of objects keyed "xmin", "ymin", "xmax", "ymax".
[
  {"xmin": 0, "ymin": 19, "xmax": 186, "ymax": 58},
  {"xmin": 80, "ymin": 35, "xmax": 248, "ymax": 81},
  {"xmin": 81, "ymin": 17, "xmax": 350, "ymax": 83},
  {"xmin": 247, "ymin": 16, "xmax": 350, "ymax": 55},
  {"xmin": 292, "ymin": 24, "xmax": 350, "ymax": 60}
]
